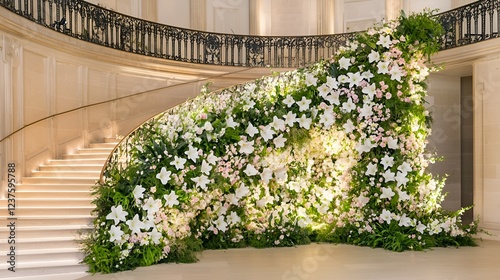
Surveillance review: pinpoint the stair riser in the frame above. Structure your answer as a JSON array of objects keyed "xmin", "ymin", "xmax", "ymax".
[
  {"xmin": 63, "ymin": 154, "xmax": 110, "ymax": 160},
  {"xmin": 31, "ymin": 171, "xmax": 101, "ymax": 178},
  {"xmin": 0, "ymin": 240, "xmax": 79, "ymax": 252},
  {"xmin": 48, "ymin": 159, "xmax": 107, "ymax": 165},
  {"xmin": 0, "ymin": 267, "xmax": 86, "ymax": 279},
  {"xmin": 17, "ymin": 185, "xmax": 94, "ymax": 192},
  {"xmin": 91, "ymin": 142, "xmax": 118, "ymax": 149},
  {"xmin": 16, "ymin": 192, "xmax": 92, "ymax": 199},
  {"xmin": 10, "ymin": 218, "xmax": 93, "ymax": 227},
  {"xmin": 15, "ymin": 200, "xmax": 93, "ymax": 208},
  {"xmin": 6, "ymin": 208, "xmax": 94, "ymax": 216},
  {"xmin": 39, "ymin": 165, "xmax": 103, "ymax": 172},
  {"xmin": 21, "ymin": 178, "xmax": 98, "ymax": 184},
  {"xmin": 77, "ymin": 148, "xmax": 114, "ymax": 154},
  {"xmin": 0, "ymin": 229, "xmax": 90, "ymax": 239},
  {"xmin": 0, "ymin": 253, "xmax": 84, "ymax": 270}
]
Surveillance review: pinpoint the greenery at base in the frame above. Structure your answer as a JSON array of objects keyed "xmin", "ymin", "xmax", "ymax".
[{"xmin": 81, "ymin": 11, "xmax": 477, "ymax": 274}]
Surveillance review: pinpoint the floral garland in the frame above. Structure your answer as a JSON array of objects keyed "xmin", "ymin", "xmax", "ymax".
[{"xmin": 82, "ymin": 11, "xmax": 477, "ymax": 273}]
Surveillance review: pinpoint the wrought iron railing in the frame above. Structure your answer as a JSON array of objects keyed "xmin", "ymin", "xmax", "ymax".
[
  {"xmin": 439, "ymin": 0, "xmax": 500, "ymax": 49},
  {"xmin": 0, "ymin": 0, "xmax": 498, "ymax": 67}
]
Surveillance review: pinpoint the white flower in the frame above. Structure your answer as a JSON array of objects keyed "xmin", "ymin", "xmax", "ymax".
[
  {"xmin": 347, "ymin": 72, "xmax": 363, "ymax": 88},
  {"xmin": 325, "ymin": 91, "xmax": 340, "ymax": 105},
  {"xmin": 390, "ymin": 65, "xmax": 404, "ymax": 82},
  {"xmin": 319, "ymin": 111, "xmax": 335, "ymax": 129},
  {"xmin": 156, "ymin": 167, "xmax": 172, "ymax": 185},
  {"xmin": 149, "ymin": 227, "xmax": 162, "ymax": 245},
  {"xmin": 164, "ymin": 191, "xmax": 179, "ymax": 207},
  {"xmin": 260, "ymin": 168, "xmax": 273, "ymax": 183},
  {"xmin": 244, "ymin": 164, "xmax": 259, "ymax": 176},
  {"xmin": 256, "ymin": 194, "xmax": 274, "ymax": 208},
  {"xmin": 283, "ymin": 111, "xmax": 297, "ymax": 127},
  {"xmin": 368, "ymin": 50, "xmax": 380, "ymax": 63},
  {"xmin": 201, "ymin": 160, "xmax": 212, "ymax": 174},
  {"xmin": 362, "ymin": 83, "xmax": 376, "ymax": 100},
  {"xmin": 416, "ymin": 222, "xmax": 427, "ymax": 234},
  {"xmin": 387, "ymin": 137, "xmax": 399, "ymax": 150},
  {"xmin": 380, "ymin": 209, "xmax": 392, "ymax": 224},
  {"xmin": 273, "ymin": 134, "xmax": 287, "ymax": 148},
  {"xmin": 397, "ymin": 162, "xmax": 412, "ymax": 174},
  {"xmin": 214, "ymin": 215, "xmax": 228, "ymax": 232},
  {"xmin": 246, "ymin": 123, "xmax": 259, "ymax": 137},
  {"xmin": 133, "ymin": 185, "xmax": 145, "ymax": 200},
  {"xmin": 207, "ymin": 153, "xmax": 219, "ymax": 165},
  {"xmin": 380, "ymin": 187, "xmax": 395, "ymax": 199},
  {"xmin": 297, "ymin": 96, "xmax": 312, "ymax": 112},
  {"xmin": 203, "ymin": 122, "xmax": 213, "ymax": 132},
  {"xmin": 362, "ymin": 71, "xmax": 374, "ymax": 81},
  {"xmin": 227, "ymin": 211, "xmax": 241, "ymax": 225},
  {"xmin": 376, "ymin": 34, "xmax": 392, "ymax": 48},
  {"xmin": 356, "ymin": 138, "xmax": 373, "ymax": 154},
  {"xmin": 274, "ymin": 167, "xmax": 288, "ymax": 181},
  {"xmin": 358, "ymin": 194, "xmax": 370, "ymax": 206},
  {"xmin": 143, "ymin": 197, "xmax": 161, "ymax": 215},
  {"xmin": 109, "ymin": 225, "xmax": 124, "ymax": 243},
  {"xmin": 318, "ymin": 83, "xmax": 331, "ymax": 97},
  {"xmin": 226, "ymin": 116, "xmax": 238, "ymax": 128},
  {"xmin": 382, "ymin": 170, "xmax": 395, "ymax": 182},
  {"xmin": 297, "ymin": 114, "xmax": 312, "ymax": 129},
  {"xmin": 243, "ymin": 99, "xmax": 256, "ymax": 111},
  {"xmin": 318, "ymin": 204, "xmax": 329, "ymax": 214},
  {"xmin": 283, "ymin": 95, "xmax": 296, "ymax": 107},
  {"xmin": 106, "ymin": 205, "xmax": 128, "ymax": 225},
  {"xmin": 326, "ymin": 76, "xmax": 339, "ymax": 89},
  {"xmin": 192, "ymin": 174, "xmax": 210, "ymax": 190},
  {"xmin": 235, "ymin": 184, "xmax": 250, "ymax": 199},
  {"xmin": 359, "ymin": 103, "xmax": 373, "ymax": 119},
  {"xmin": 305, "ymin": 73, "xmax": 318, "ymax": 86},
  {"xmin": 126, "ymin": 214, "xmax": 145, "ymax": 235},
  {"xmin": 143, "ymin": 214, "xmax": 155, "ymax": 230},
  {"xmin": 341, "ymin": 98, "xmax": 356, "ymax": 113},
  {"xmin": 339, "ymin": 56, "xmax": 351, "ymax": 70},
  {"xmin": 338, "ymin": 74, "xmax": 349, "ymax": 84},
  {"xmin": 398, "ymin": 213, "xmax": 411, "ymax": 227},
  {"xmin": 377, "ymin": 61, "xmax": 390, "ymax": 74},
  {"xmin": 380, "ymin": 155, "xmax": 394, "ymax": 170},
  {"xmin": 395, "ymin": 171, "xmax": 409, "ymax": 186},
  {"xmin": 343, "ymin": 119, "xmax": 355, "ymax": 134},
  {"xmin": 271, "ymin": 116, "xmax": 286, "ymax": 131},
  {"xmin": 185, "ymin": 145, "xmax": 200, "ymax": 162},
  {"xmin": 238, "ymin": 139, "xmax": 255, "ymax": 154},
  {"xmin": 366, "ymin": 162, "xmax": 378, "ymax": 176},
  {"xmin": 171, "ymin": 156, "xmax": 187, "ymax": 170},
  {"xmin": 397, "ymin": 189, "xmax": 410, "ymax": 201},
  {"xmin": 260, "ymin": 125, "xmax": 275, "ymax": 141}
]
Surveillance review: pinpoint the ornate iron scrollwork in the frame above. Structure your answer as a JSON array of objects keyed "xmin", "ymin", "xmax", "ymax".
[{"xmin": 1, "ymin": 0, "xmax": 499, "ymax": 67}]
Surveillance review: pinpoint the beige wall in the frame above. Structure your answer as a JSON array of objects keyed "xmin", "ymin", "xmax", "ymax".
[
  {"xmin": 474, "ymin": 56, "xmax": 500, "ymax": 233},
  {"xmin": 426, "ymin": 74, "xmax": 462, "ymax": 211},
  {"xmin": 0, "ymin": 9, "xmax": 276, "ymax": 180}
]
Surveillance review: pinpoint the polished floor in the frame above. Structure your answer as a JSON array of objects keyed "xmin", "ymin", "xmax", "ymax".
[{"xmin": 77, "ymin": 239, "xmax": 500, "ymax": 280}]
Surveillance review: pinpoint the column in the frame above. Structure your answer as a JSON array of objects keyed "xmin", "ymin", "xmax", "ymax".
[
  {"xmin": 190, "ymin": 0, "xmax": 207, "ymax": 31},
  {"xmin": 317, "ymin": 0, "xmax": 335, "ymax": 35}
]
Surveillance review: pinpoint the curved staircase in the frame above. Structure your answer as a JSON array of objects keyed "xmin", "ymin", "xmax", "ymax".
[{"xmin": 0, "ymin": 139, "xmax": 118, "ymax": 279}]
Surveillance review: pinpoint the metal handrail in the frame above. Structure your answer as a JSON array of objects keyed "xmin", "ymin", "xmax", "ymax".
[{"xmin": 3, "ymin": 0, "xmax": 496, "ymax": 68}]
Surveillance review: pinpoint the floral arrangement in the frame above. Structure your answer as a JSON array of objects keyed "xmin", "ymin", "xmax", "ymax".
[{"xmin": 82, "ymin": 11, "xmax": 477, "ymax": 274}]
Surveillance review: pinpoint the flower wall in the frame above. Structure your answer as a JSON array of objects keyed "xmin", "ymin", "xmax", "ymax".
[{"xmin": 82, "ymin": 12, "xmax": 477, "ymax": 273}]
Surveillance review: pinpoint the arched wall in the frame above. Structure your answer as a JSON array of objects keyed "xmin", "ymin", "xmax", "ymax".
[{"xmin": 0, "ymin": 9, "xmax": 279, "ymax": 180}]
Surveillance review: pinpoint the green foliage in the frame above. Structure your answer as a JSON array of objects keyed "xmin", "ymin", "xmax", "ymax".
[{"xmin": 81, "ymin": 11, "xmax": 478, "ymax": 274}]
